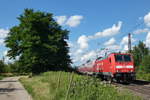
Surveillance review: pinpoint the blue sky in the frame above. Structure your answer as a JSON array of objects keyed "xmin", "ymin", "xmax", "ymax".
[{"xmin": 0, "ymin": 0, "xmax": 150, "ymax": 65}]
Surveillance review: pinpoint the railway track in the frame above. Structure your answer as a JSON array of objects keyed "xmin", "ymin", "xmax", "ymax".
[{"xmin": 112, "ymin": 80, "xmax": 150, "ymax": 100}]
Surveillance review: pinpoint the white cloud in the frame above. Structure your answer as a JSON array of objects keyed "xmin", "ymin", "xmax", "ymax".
[
  {"xmin": 68, "ymin": 52, "xmax": 72, "ymax": 56},
  {"xmin": 76, "ymin": 21, "xmax": 122, "ymax": 52},
  {"xmin": 72, "ymin": 21, "xmax": 123, "ymax": 64},
  {"xmin": 120, "ymin": 35, "xmax": 137, "ymax": 52},
  {"xmin": 133, "ymin": 28, "xmax": 149, "ymax": 34},
  {"xmin": 75, "ymin": 35, "xmax": 89, "ymax": 55},
  {"xmin": 121, "ymin": 35, "xmax": 136, "ymax": 45},
  {"xmin": 72, "ymin": 53, "xmax": 81, "ymax": 63},
  {"xmin": 3, "ymin": 49, "xmax": 20, "ymax": 63},
  {"xmin": 66, "ymin": 15, "xmax": 83, "ymax": 27},
  {"xmin": 55, "ymin": 16, "xmax": 67, "ymax": 25},
  {"xmin": 77, "ymin": 35, "xmax": 89, "ymax": 50},
  {"xmin": 92, "ymin": 21, "xmax": 122, "ymax": 39},
  {"xmin": 123, "ymin": 45, "xmax": 128, "ymax": 51},
  {"xmin": 146, "ymin": 31, "xmax": 150, "ymax": 47},
  {"xmin": 144, "ymin": 12, "xmax": 150, "ymax": 27},
  {"xmin": 0, "ymin": 28, "xmax": 9, "ymax": 45},
  {"xmin": 121, "ymin": 36, "xmax": 128, "ymax": 44},
  {"xmin": 3, "ymin": 50, "xmax": 7, "ymax": 56},
  {"xmin": 76, "ymin": 49, "xmax": 83, "ymax": 54},
  {"xmin": 106, "ymin": 45, "xmax": 121, "ymax": 51},
  {"xmin": 0, "ymin": 28, "xmax": 9, "ymax": 39},
  {"xmin": 0, "ymin": 39, "xmax": 4, "ymax": 45},
  {"xmin": 81, "ymin": 51, "xmax": 96, "ymax": 62},
  {"xmin": 104, "ymin": 38, "xmax": 116, "ymax": 46},
  {"xmin": 55, "ymin": 15, "xmax": 83, "ymax": 27},
  {"xmin": 67, "ymin": 41, "xmax": 74, "ymax": 47},
  {"xmin": 2, "ymin": 50, "xmax": 11, "ymax": 63}
]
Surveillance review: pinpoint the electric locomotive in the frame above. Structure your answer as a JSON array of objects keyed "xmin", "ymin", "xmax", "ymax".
[{"xmin": 78, "ymin": 53, "xmax": 136, "ymax": 82}]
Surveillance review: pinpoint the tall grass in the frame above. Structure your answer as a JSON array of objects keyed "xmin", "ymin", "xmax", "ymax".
[
  {"xmin": 136, "ymin": 73, "xmax": 150, "ymax": 81},
  {"xmin": 0, "ymin": 75, "xmax": 3, "ymax": 80},
  {"xmin": 20, "ymin": 71, "xmax": 141, "ymax": 100}
]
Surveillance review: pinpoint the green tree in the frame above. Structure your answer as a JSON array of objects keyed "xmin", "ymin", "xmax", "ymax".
[
  {"xmin": 0, "ymin": 60, "xmax": 5, "ymax": 73},
  {"xmin": 5, "ymin": 9, "xmax": 71, "ymax": 74},
  {"xmin": 140, "ymin": 55, "xmax": 150, "ymax": 73},
  {"xmin": 131, "ymin": 41, "xmax": 149, "ymax": 67}
]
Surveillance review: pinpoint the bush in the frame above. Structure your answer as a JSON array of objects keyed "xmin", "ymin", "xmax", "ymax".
[
  {"xmin": 136, "ymin": 72, "xmax": 150, "ymax": 81},
  {"xmin": 0, "ymin": 60, "xmax": 7, "ymax": 73},
  {"xmin": 139, "ymin": 55, "xmax": 150, "ymax": 73},
  {"xmin": 0, "ymin": 76, "xmax": 3, "ymax": 80}
]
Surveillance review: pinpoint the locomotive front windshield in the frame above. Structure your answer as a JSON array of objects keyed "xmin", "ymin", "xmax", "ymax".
[{"xmin": 115, "ymin": 55, "xmax": 131, "ymax": 62}]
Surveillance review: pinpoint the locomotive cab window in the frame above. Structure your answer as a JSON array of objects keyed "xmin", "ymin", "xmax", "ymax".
[
  {"xmin": 115, "ymin": 55, "xmax": 131, "ymax": 62},
  {"xmin": 115, "ymin": 55, "xmax": 123, "ymax": 62},
  {"xmin": 124, "ymin": 55, "xmax": 131, "ymax": 62}
]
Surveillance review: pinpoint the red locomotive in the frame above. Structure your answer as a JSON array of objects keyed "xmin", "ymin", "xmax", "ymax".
[{"xmin": 78, "ymin": 53, "xmax": 136, "ymax": 82}]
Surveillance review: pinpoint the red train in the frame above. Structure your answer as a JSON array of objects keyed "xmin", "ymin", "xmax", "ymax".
[{"xmin": 78, "ymin": 53, "xmax": 136, "ymax": 82}]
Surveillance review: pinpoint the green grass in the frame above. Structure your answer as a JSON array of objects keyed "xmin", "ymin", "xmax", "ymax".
[
  {"xmin": 0, "ymin": 75, "xmax": 3, "ymax": 80},
  {"xmin": 0, "ymin": 73, "xmax": 15, "ymax": 80},
  {"xmin": 136, "ymin": 73, "xmax": 150, "ymax": 81},
  {"xmin": 20, "ymin": 71, "xmax": 141, "ymax": 100}
]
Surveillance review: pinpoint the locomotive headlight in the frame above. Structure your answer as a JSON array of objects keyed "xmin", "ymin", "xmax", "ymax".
[
  {"xmin": 126, "ymin": 65, "xmax": 133, "ymax": 68},
  {"xmin": 116, "ymin": 66, "xmax": 123, "ymax": 68}
]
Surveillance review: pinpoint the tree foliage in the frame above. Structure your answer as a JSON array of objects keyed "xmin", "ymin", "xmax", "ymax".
[
  {"xmin": 131, "ymin": 41, "xmax": 150, "ymax": 73},
  {"xmin": 5, "ymin": 9, "xmax": 71, "ymax": 74},
  {"xmin": 131, "ymin": 41, "xmax": 149, "ymax": 67},
  {"xmin": 140, "ymin": 55, "xmax": 150, "ymax": 73},
  {"xmin": 0, "ymin": 60, "xmax": 11, "ymax": 73},
  {"xmin": 0, "ymin": 60, "xmax": 5, "ymax": 73}
]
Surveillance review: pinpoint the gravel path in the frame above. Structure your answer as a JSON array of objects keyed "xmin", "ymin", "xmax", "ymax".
[
  {"xmin": 113, "ymin": 80, "xmax": 150, "ymax": 100},
  {"xmin": 0, "ymin": 77, "xmax": 32, "ymax": 100}
]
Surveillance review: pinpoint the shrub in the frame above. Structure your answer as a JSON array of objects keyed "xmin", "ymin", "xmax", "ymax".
[{"xmin": 139, "ymin": 55, "xmax": 150, "ymax": 73}]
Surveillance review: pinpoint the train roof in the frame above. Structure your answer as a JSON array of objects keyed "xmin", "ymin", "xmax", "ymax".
[
  {"xmin": 96, "ymin": 52, "xmax": 131, "ymax": 61},
  {"xmin": 108, "ymin": 53, "xmax": 131, "ymax": 56}
]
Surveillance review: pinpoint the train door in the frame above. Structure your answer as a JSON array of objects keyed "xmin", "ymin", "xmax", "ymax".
[
  {"xmin": 108, "ymin": 57, "xmax": 112, "ymax": 72},
  {"xmin": 103, "ymin": 57, "xmax": 112, "ymax": 73},
  {"xmin": 102, "ymin": 57, "xmax": 113, "ymax": 82}
]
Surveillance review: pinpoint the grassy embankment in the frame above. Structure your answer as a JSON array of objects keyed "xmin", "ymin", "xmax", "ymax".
[
  {"xmin": 20, "ymin": 71, "xmax": 141, "ymax": 100},
  {"xmin": 0, "ymin": 73, "xmax": 15, "ymax": 80},
  {"xmin": 136, "ymin": 73, "xmax": 150, "ymax": 81},
  {"xmin": 0, "ymin": 75, "xmax": 3, "ymax": 80}
]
